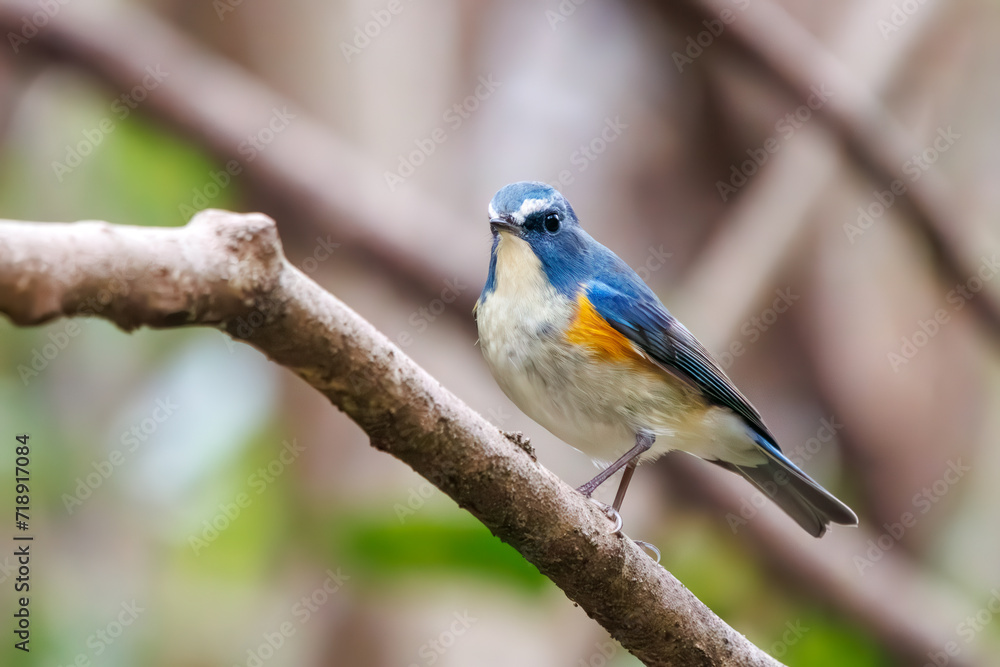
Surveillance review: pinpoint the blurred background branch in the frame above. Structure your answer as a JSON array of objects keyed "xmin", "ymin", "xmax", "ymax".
[
  {"xmin": 681, "ymin": 0, "xmax": 1000, "ymax": 338},
  {"xmin": 0, "ymin": 0, "xmax": 481, "ymax": 309}
]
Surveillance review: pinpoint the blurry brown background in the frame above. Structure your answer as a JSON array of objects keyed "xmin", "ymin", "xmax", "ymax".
[{"xmin": 0, "ymin": 0, "xmax": 998, "ymax": 665}]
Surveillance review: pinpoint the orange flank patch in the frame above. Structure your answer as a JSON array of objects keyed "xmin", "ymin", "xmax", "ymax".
[{"xmin": 565, "ymin": 294, "xmax": 643, "ymax": 362}]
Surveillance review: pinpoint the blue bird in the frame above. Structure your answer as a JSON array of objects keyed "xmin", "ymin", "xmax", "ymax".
[{"xmin": 474, "ymin": 181, "xmax": 858, "ymax": 537}]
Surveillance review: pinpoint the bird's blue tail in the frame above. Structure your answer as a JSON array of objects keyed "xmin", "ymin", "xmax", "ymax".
[{"xmin": 715, "ymin": 433, "xmax": 858, "ymax": 537}]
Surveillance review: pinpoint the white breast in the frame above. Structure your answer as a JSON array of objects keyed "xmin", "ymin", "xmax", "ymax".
[
  {"xmin": 476, "ymin": 233, "xmax": 572, "ymax": 375},
  {"xmin": 475, "ymin": 233, "xmax": 636, "ymax": 461}
]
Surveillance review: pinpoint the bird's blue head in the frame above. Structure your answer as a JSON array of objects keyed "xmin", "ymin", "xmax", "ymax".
[
  {"xmin": 483, "ymin": 181, "xmax": 602, "ymax": 298},
  {"xmin": 488, "ymin": 181, "xmax": 579, "ymax": 236}
]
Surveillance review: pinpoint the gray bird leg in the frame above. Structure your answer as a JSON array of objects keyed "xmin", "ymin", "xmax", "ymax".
[
  {"xmin": 576, "ymin": 430, "xmax": 654, "ymax": 501},
  {"xmin": 612, "ymin": 459, "xmax": 639, "ymax": 513}
]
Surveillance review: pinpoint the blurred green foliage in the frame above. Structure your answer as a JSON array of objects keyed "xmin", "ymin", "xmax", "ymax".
[
  {"xmin": 0, "ymin": 110, "xmax": 237, "ymax": 226},
  {"xmin": 325, "ymin": 512, "xmax": 551, "ymax": 594}
]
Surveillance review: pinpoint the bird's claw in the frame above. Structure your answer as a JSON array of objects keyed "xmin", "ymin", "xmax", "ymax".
[
  {"xmin": 633, "ymin": 540, "xmax": 661, "ymax": 563},
  {"xmin": 586, "ymin": 498, "xmax": 623, "ymax": 534},
  {"xmin": 582, "ymin": 499, "xmax": 659, "ymax": 563}
]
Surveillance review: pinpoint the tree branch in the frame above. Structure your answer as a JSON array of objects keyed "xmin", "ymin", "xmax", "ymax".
[{"xmin": 0, "ymin": 211, "xmax": 783, "ymax": 667}]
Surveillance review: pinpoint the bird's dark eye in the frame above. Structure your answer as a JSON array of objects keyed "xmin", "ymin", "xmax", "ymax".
[{"xmin": 543, "ymin": 212, "xmax": 560, "ymax": 233}]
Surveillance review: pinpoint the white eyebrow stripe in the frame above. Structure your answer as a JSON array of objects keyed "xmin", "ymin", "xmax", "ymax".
[
  {"xmin": 488, "ymin": 202, "xmax": 498, "ymax": 219},
  {"xmin": 511, "ymin": 197, "xmax": 550, "ymax": 223},
  {"xmin": 519, "ymin": 198, "xmax": 549, "ymax": 217}
]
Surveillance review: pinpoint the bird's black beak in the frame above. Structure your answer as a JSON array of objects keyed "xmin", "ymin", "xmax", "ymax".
[{"xmin": 490, "ymin": 217, "xmax": 518, "ymax": 234}]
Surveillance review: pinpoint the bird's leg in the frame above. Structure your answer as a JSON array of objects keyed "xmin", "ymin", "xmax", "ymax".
[
  {"xmin": 619, "ymin": 462, "xmax": 661, "ymax": 561},
  {"xmin": 576, "ymin": 430, "xmax": 654, "ymax": 499},
  {"xmin": 612, "ymin": 459, "xmax": 638, "ymax": 513},
  {"xmin": 577, "ymin": 432, "xmax": 655, "ymax": 545}
]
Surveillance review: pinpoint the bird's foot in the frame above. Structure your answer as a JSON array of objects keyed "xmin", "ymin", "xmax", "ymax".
[
  {"xmin": 582, "ymin": 498, "xmax": 659, "ymax": 563},
  {"xmin": 585, "ymin": 498, "xmax": 623, "ymax": 534}
]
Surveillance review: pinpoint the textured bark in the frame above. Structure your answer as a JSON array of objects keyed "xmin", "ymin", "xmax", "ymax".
[{"xmin": 0, "ymin": 211, "xmax": 781, "ymax": 667}]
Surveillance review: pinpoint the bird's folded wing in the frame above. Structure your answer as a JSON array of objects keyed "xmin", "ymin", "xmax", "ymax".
[{"xmin": 582, "ymin": 280, "xmax": 777, "ymax": 447}]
